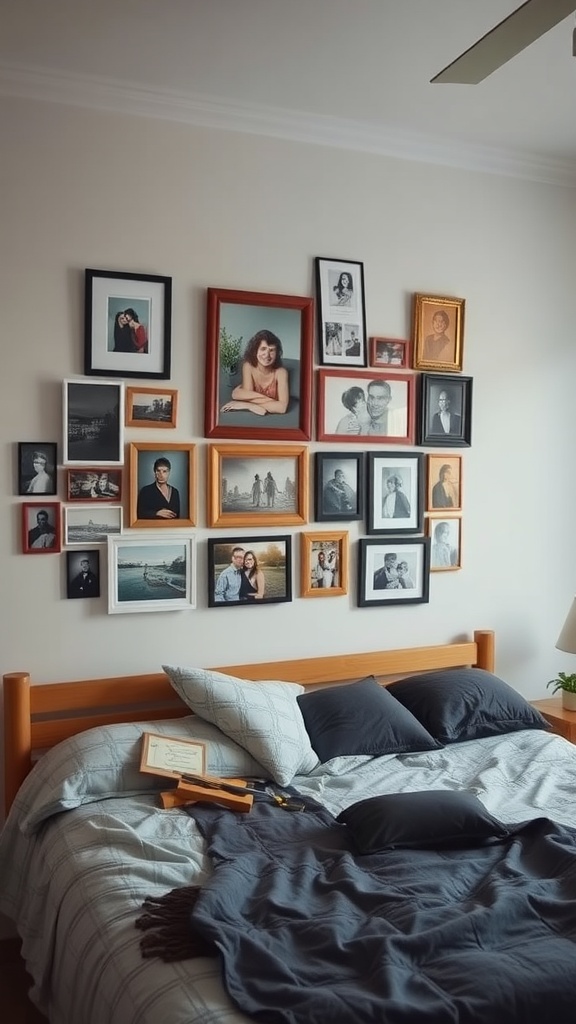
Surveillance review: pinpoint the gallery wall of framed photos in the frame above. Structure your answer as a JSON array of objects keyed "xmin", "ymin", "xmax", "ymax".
[{"xmin": 13, "ymin": 261, "xmax": 469, "ymax": 615}]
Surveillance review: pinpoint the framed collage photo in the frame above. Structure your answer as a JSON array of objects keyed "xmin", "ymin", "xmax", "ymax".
[
  {"xmin": 63, "ymin": 379, "xmax": 124, "ymax": 466},
  {"xmin": 369, "ymin": 337, "xmax": 410, "ymax": 370},
  {"xmin": 64, "ymin": 505, "xmax": 122, "ymax": 545},
  {"xmin": 314, "ymin": 451, "xmax": 364, "ymax": 523},
  {"xmin": 66, "ymin": 468, "xmax": 122, "ymax": 502},
  {"xmin": 419, "ymin": 374, "xmax": 472, "ymax": 448},
  {"xmin": 317, "ymin": 369, "xmax": 415, "ymax": 444},
  {"xmin": 207, "ymin": 535, "xmax": 292, "ymax": 607},
  {"xmin": 207, "ymin": 443, "xmax": 308, "ymax": 528},
  {"xmin": 205, "ymin": 287, "xmax": 313, "ymax": 442},
  {"xmin": 315, "ymin": 257, "xmax": 367, "ymax": 368},
  {"xmin": 17, "ymin": 442, "xmax": 57, "ymax": 496},
  {"xmin": 129, "ymin": 442, "xmax": 196, "ymax": 528},
  {"xmin": 125, "ymin": 386, "xmax": 178, "ymax": 428},
  {"xmin": 426, "ymin": 454, "xmax": 462, "ymax": 513},
  {"xmin": 66, "ymin": 550, "xmax": 100, "ymax": 599},
  {"xmin": 300, "ymin": 531, "xmax": 348, "ymax": 599},
  {"xmin": 412, "ymin": 293, "xmax": 465, "ymax": 372},
  {"xmin": 367, "ymin": 451, "xmax": 424, "ymax": 535},
  {"xmin": 84, "ymin": 268, "xmax": 172, "ymax": 380},
  {"xmin": 428, "ymin": 516, "xmax": 462, "ymax": 572},
  {"xmin": 358, "ymin": 538, "xmax": 430, "ymax": 607},
  {"xmin": 107, "ymin": 536, "xmax": 196, "ymax": 614},
  {"xmin": 21, "ymin": 501, "xmax": 61, "ymax": 554}
]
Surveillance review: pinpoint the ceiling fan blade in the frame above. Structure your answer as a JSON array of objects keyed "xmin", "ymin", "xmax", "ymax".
[{"xmin": 431, "ymin": 0, "xmax": 576, "ymax": 84}]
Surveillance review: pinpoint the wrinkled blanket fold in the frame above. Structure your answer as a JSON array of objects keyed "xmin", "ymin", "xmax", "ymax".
[{"xmin": 137, "ymin": 796, "xmax": 576, "ymax": 1024}]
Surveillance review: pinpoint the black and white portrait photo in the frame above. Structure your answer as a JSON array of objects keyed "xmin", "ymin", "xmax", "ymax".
[
  {"xmin": 420, "ymin": 374, "xmax": 472, "ymax": 448},
  {"xmin": 367, "ymin": 453, "xmax": 424, "ymax": 534},
  {"xmin": 67, "ymin": 550, "xmax": 100, "ymax": 599},
  {"xmin": 315, "ymin": 452, "xmax": 364, "ymax": 522},
  {"xmin": 18, "ymin": 442, "xmax": 57, "ymax": 496}
]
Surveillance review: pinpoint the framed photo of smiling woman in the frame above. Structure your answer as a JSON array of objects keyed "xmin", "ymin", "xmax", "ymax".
[{"xmin": 317, "ymin": 369, "xmax": 415, "ymax": 445}]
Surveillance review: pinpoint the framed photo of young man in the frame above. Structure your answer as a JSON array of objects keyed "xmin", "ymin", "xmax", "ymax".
[
  {"xmin": 314, "ymin": 452, "xmax": 364, "ymax": 523},
  {"xmin": 66, "ymin": 550, "xmax": 100, "ymax": 599},
  {"xmin": 205, "ymin": 288, "xmax": 313, "ymax": 442},
  {"xmin": 358, "ymin": 538, "xmax": 430, "ymax": 607},
  {"xmin": 412, "ymin": 293, "xmax": 465, "ymax": 372},
  {"xmin": 419, "ymin": 374, "xmax": 472, "ymax": 448},
  {"xmin": 315, "ymin": 257, "xmax": 367, "ymax": 368},
  {"xmin": 317, "ymin": 369, "xmax": 415, "ymax": 444},
  {"xmin": 129, "ymin": 442, "xmax": 196, "ymax": 528},
  {"xmin": 367, "ymin": 451, "xmax": 424, "ymax": 535},
  {"xmin": 301, "ymin": 531, "xmax": 348, "ymax": 598},
  {"xmin": 207, "ymin": 443, "xmax": 308, "ymax": 528},
  {"xmin": 207, "ymin": 535, "xmax": 292, "ymax": 607},
  {"xmin": 21, "ymin": 502, "xmax": 61, "ymax": 554}
]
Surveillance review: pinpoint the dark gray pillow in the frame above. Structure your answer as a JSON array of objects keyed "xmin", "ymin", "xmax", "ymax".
[
  {"xmin": 337, "ymin": 790, "xmax": 509, "ymax": 852},
  {"xmin": 387, "ymin": 667, "xmax": 550, "ymax": 745},
  {"xmin": 296, "ymin": 675, "xmax": 441, "ymax": 763}
]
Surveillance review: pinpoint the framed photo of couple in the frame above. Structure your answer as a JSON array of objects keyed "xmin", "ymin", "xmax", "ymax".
[
  {"xmin": 315, "ymin": 257, "xmax": 367, "ymax": 368},
  {"xmin": 300, "ymin": 531, "xmax": 349, "ymax": 599},
  {"xmin": 207, "ymin": 535, "xmax": 292, "ymax": 608},
  {"xmin": 207, "ymin": 443, "xmax": 308, "ymax": 528},
  {"xmin": 317, "ymin": 369, "xmax": 415, "ymax": 444},
  {"xmin": 358, "ymin": 538, "xmax": 430, "ymax": 608}
]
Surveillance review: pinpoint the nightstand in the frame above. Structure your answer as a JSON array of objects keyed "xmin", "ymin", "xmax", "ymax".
[{"xmin": 532, "ymin": 696, "xmax": 576, "ymax": 743}]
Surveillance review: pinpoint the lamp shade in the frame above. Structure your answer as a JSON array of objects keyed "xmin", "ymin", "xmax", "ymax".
[{"xmin": 556, "ymin": 598, "xmax": 576, "ymax": 654}]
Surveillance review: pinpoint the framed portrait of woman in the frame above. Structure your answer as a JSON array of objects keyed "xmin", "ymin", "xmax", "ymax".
[
  {"xmin": 315, "ymin": 257, "xmax": 367, "ymax": 368},
  {"xmin": 367, "ymin": 452, "xmax": 424, "ymax": 535},
  {"xmin": 412, "ymin": 293, "xmax": 465, "ymax": 372}
]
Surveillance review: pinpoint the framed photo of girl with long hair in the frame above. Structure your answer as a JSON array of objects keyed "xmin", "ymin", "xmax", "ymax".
[{"xmin": 315, "ymin": 257, "xmax": 367, "ymax": 368}]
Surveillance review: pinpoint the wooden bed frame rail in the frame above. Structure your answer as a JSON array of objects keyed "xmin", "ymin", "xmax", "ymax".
[{"xmin": 3, "ymin": 630, "xmax": 494, "ymax": 813}]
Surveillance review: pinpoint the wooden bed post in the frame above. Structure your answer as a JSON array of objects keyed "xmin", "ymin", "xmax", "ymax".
[
  {"xmin": 474, "ymin": 630, "xmax": 495, "ymax": 674},
  {"xmin": 3, "ymin": 672, "xmax": 32, "ymax": 816}
]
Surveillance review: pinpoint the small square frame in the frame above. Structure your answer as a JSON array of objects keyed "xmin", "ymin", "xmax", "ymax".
[
  {"xmin": 367, "ymin": 451, "xmax": 424, "ymax": 535},
  {"xmin": 84, "ymin": 268, "xmax": 172, "ymax": 379},
  {"xmin": 66, "ymin": 550, "xmax": 101, "ymax": 599},
  {"xmin": 17, "ymin": 442, "xmax": 57, "ymax": 496},
  {"xmin": 63, "ymin": 379, "xmax": 124, "ymax": 466},
  {"xmin": 64, "ymin": 504, "xmax": 123, "ymax": 545},
  {"xmin": 125, "ymin": 386, "xmax": 178, "ymax": 428},
  {"xmin": 129, "ymin": 442, "xmax": 196, "ymax": 528},
  {"xmin": 419, "ymin": 374, "xmax": 472, "ymax": 448},
  {"xmin": 66, "ymin": 468, "xmax": 122, "ymax": 502},
  {"xmin": 108, "ymin": 536, "xmax": 196, "ymax": 614},
  {"xmin": 207, "ymin": 443, "xmax": 308, "ymax": 528},
  {"xmin": 301, "ymin": 531, "xmax": 348, "ymax": 598},
  {"xmin": 369, "ymin": 337, "xmax": 410, "ymax": 369},
  {"xmin": 21, "ymin": 502, "xmax": 61, "ymax": 554},
  {"xmin": 314, "ymin": 451, "xmax": 364, "ymax": 522},
  {"xmin": 315, "ymin": 257, "xmax": 367, "ymax": 367},
  {"xmin": 426, "ymin": 454, "xmax": 462, "ymax": 512},
  {"xmin": 208, "ymin": 535, "xmax": 292, "ymax": 607},
  {"xmin": 428, "ymin": 515, "xmax": 462, "ymax": 571},
  {"xmin": 317, "ymin": 369, "xmax": 415, "ymax": 444},
  {"xmin": 358, "ymin": 538, "xmax": 430, "ymax": 607},
  {"xmin": 412, "ymin": 293, "xmax": 465, "ymax": 372}
]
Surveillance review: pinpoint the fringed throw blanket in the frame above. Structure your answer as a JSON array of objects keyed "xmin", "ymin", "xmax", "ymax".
[{"xmin": 136, "ymin": 796, "xmax": 576, "ymax": 1024}]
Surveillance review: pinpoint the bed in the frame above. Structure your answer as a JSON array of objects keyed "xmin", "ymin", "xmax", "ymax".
[{"xmin": 2, "ymin": 628, "xmax": 576, "ymax": 1024}]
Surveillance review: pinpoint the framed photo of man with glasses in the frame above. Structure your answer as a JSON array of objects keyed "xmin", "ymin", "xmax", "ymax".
[{"xmin": 317, "ymin": 370, "xmax": 415, "ymax": 444}]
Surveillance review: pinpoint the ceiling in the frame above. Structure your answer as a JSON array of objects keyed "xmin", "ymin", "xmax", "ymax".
[{"xmin": 2, "ymin": 0, "xmax": 576, "ymax": 185}]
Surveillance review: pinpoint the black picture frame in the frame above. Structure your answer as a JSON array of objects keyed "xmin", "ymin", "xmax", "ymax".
[
  {"xmin": 367, "ymin": 451, "xmax": 424, "ymax": 535},
  {"xmin": 84, "ymin": 268, "xmax": 172, "ymax": 380},
  {"xmin": 315, "ymin": 257, "xmax": 367, "ymax": 368},
  {"xmin": 207, "ymin": 534, "xmax": 292, "ymax": 607},
  {"xmin": 66, "ymin": 550, "xmax": 101, "ymax": 599},
  {"xmin": 17, "ymin": 442, "xmax": 57, "ymax": 496},
  {"xmin": 358, "ymin": 538, "xmax": 430, "ymax": 607},
  {"xmin": 419, "ymin": 373, "xmax": 473, "ymax": 447},
  {"xmin": 314, "ymin": 451, "xmax": 364, "ymax": 522}
]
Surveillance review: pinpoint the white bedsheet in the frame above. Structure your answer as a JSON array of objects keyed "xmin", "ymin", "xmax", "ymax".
[{"xmin": 1, "ymin": 729, "xmax": 576, "ymax": 1024}]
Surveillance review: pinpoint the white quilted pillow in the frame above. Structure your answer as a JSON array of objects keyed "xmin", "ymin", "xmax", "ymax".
[{"xmin": 162, "ymin": 665, "xmax": 319, "ymax": 785}]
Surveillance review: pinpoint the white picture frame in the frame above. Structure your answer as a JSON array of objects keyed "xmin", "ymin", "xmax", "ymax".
[{"xmin": 107, "ymin": 535, "xmax": 196, "ymax": 614}]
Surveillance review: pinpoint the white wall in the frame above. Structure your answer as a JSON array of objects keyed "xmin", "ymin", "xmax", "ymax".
[{"xmin": 1, "ymin": 95, "xmax": 576, "ymax": 704}]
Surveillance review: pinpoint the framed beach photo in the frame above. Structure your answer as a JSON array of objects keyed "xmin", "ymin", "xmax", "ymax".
[
  {"xmin": 427, "ymin": 515, "xmax": 462, "ymax": 572},
  {"xmin": 207, "ymin": 535, "xmax": 292, "ymax": 608},
  {"xmin": 367, "ymin": 451, "xmax": 424, "ymax": 535},
  {"xmin": 419, "ymin": 374, "xmax": 473, "ymax": 448},
  {"xmin": 369, "ymin": 337, "xmax": 410, "ymax": 369},
  {"xmin": 21, "ymin": 501, "xmax": 61, "ymax": 554},
  {"xmin": 84, "ymin": 269, "xmax": 172, "ymax": 379},
  {"xmin": 125, "ymin": 386, "xmax": 178, "ymax": 428},
  {"xmin": 17, "ymin": 442, "xmax": 57, "ymax": 496},
  {"xmin": 317, "ymin": 369, "xmax": 415, "ymax": 444},
  {"xmin": 315, "ymin": 257, "xmax": 367, "ymax": 368},
  {"xmin": 205, "ymin": 287, "xmax": 313, "ymax": 441},
  {"xmin": 108, "ymin": 536, "xmax": 196, "ymax": 614},
  {"xmin": 314, "ymin": 451, "xmax": 364, "ymax": 523},
  {"xmin": 207, "ymin": 443, "xmax": 308, "ymax": 528},
  {"xmin": 64, "ymin": 504, "xmax": 122, "ymax": 545},
  {"xmin": 63, "ymin": 379, "xmax": 124, "ymax": 466},
  {"xmin": 66, "ymin": 468, "xmax": 122, "ymax": 502},
  {"xmin": 301, "ymin": 531, "xmax": 348, "ymax": 598},
  {"xmin": 358, "ymin": 538, "xmax": 430, "ymax": 607},
  {"xmin": 129, "ymin": 442, "xmax": 196, "ymax": 528},
  {"xmin": 66, "ymin": 550, "xmax": 101, "ymax": 599},
  {"xmin": 427, "ymin": 455, "xmax": 462, "ymax": 512},
  {"xmin": 412, "ymin": 293, "xmax": 465, "ymax": 372}
]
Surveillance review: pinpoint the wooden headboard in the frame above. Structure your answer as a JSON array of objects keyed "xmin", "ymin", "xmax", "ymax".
[{"xmin": 3, "ymin": 629, "xmax": 494, "ymax": 813}]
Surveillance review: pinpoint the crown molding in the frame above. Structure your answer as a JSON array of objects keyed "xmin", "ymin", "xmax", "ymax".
[{"xmin": 1, "ymin": 60, "xmax": 575, "ymax": 188}]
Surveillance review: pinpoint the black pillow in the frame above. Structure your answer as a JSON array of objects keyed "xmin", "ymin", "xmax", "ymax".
[
  {"xmin": 296, "ymin": 675, "xmax": 441, "ymax": 763},
  {"xmin": 337, "ymin": 789, "xmax": 509, "ymax": 852},
  {"xmin": 387, "ymin": 667, "xmax": 550, "ymax": 745}
]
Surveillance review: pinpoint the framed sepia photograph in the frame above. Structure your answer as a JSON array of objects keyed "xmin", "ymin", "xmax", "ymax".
[
  {"xmin": 17, "ymin": 442, "xmax": 57, "ymax": 496},
  {"xmin": 314, "ymin": 451, "xmax": 364, "ymax": 522},
  {"xmin": 205, "ymin": 287, "xmax": 313, "ymax": 442},
  {"xmin": 66, "ymin": 550, "xmax": 100, "ymax": 599},
  {"xmin": 63, "ymin": 379, "xmax": 124, "ymax": 466},
  {"xmin": 84, "ymin": 268, "xmax": 172, "ymax": 379},
  {"xmin": 21, "ymin": 502, "xmax": 61, "ymax": 554},
  {"xmin": 64, "ymin": 504, "xmax": 122, "ymax": 545},
  {"xmin": 419, "ymin": 374, "xmax": 472, "ymax": 448},
  {"xmin": 412, "ymin": 293, "xmax": 465, "ymax": 372},
  {"xmin": 317, "ymin": 369, "xmax": 415, "ymax": 444},
  {"xmin": 208, "ymin": 443, "xmax": 308, "ymax": 528},
  {"xmin": 315, "ymin": 257, "xmax": 367, "ymax": 368},
  {"xmin": 125, "ymin": 386, "xmax": 178, "ymax": 428},
  {"xmin": 66, "ymin": 468, "xmax": 122, "ymax": 502},
  {"xmin": 426, "ymin": 454, "xmax": 462, "ymax": 512},
  {"xmin": 358, "ymin": 538, "xmax": 430, "ymax": 608},
  {"xmin": 300, "ymin": 531, "xmax": 348, "ymax": 598},
  {"xmin": 369, "ymin": 337, "xmax": 410, "ymax": 370},
  {"xmin": 108, "ymin": 536, "xmax": 196, "ymax": 614},
  {"xmin": 367, "ymin": 451, "xmax": 424, "ymax": 535},
  {"xmin": 428, "ymin": 515, "xmax": 462, "ymax": 571},
  {"xmin": 129, "ymin": 442, "xmax": 196, "ymax": 528},
  {"xmin": 207, "ymin": 535, "xmax": 292, "ymax": 607}
]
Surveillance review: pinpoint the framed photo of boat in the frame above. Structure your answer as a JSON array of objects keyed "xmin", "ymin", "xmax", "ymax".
[{"xmin": 107, "ymin": 536, "xmax": 196, "ymax": 614}]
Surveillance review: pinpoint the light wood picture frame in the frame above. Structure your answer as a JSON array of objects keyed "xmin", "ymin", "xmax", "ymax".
[
  {"xmin": 125, "ymin": 386, "xmax": 178, "ymax": 428},
  {"xmin": 427, "ymin": 515, "xmax": 462, "ymax": 571},
  {"xmin": 129, "ymin": 442, "xmax": 196, "ymax": 528},
  {"xmin": 426, "ymin": 454, "xmax": 462, "ymax": 512},
  {"xmin": 207, "ymin": 443, "xmax": 308, "ymax": 528},
  {"xmin": 300, "ymin": 531, "xmax": 349, "ymax": 598},
  {"xmin": 412, "ymin": 293, "xmax": 465, "ymax": 372}
]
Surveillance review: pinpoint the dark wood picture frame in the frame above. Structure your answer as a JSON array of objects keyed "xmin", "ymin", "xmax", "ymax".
[
  {"xmin": 315, "ymin": 257, "xmax": 367, "ymax": 368},
  {"xmin": 66, "ymin": 468, "xmax": 122, "ymax": 502},
  {"xmin": 205, "ymin": 287, "xmax": 313, "ymax": 441},
  {"xmin": 369, "ymin": 337, "xmax": 410, "ymax": 369},
  {"xmin": 358, "ymin": 537, "xmax": 430, "ymax": 607},
  {"xmin": 419, "ymin": 374, "xmax": 472, "ymax": 448},
  {"xmin": 17, "ymin": 442, "xmax": 57, "ymax": 496},
  {"xmin": 207, "ymin": 534, "xmax": 292, "ymax": 607},
  {"xmin": 426, "ymin": 454, "xmax": 462, "ymax": 512},
  {"xmin": 412, "ymin": 293, "xmax": 465, "ymax": 372},
  {"xmin": 367, "ymin": 451, "xmax": 424, "ymax": 535},
  {"xmin": 21, "ymin": 501, "xmax": 61, "ymax": 554},
  {"xmin": 314, "ymin": 451, "xmax": 364, "ymax": 522},
  {"xmin": 66, "ymin": 550, "xmax": 101, "ymax": 599},
  {"xmin": 84, "ymin": 268, "xmax": 172, "ymax": 380},
  {"xmin": 317, "ymin": 369, "xmax": 415, "ymax": 444},
  {"xmin": 129, "ymin": 442, "xmax": 196, "ymax": 528}
]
